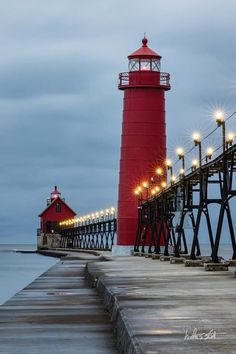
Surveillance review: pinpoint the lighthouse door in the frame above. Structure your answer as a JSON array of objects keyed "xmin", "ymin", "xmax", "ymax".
[{"xmin": 45, "ymin": 221, "xmax": 52, "ymax": 233}]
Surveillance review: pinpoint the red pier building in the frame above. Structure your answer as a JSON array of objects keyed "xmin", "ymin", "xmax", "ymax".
[
  {"xmin": 38, "ymin": 186, "xmax": 76, "ymax": 234},
  {"xmin": 115, "ymin": 37, "xmax": 170, "ymax": 253}
]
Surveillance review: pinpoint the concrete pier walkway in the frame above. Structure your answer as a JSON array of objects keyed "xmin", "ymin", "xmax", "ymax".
[
  {"xmin": 0, "ymin": 253, "xmax": 118, "ymax": 354},
  {"xmin": 1, "ymin": 250, "xmax": 236, "ymax": 353},
  {"xmin": 87, "ymin": 256, "xmax": 236, "ymax": 354}
]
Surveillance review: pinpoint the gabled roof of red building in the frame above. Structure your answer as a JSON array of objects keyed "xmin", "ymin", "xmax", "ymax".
[
  {"xmin": 128, "ymin": 37, "xmax": 161, "ymax": 59},
  {"xmin": 38, "ymin": 196, "xmax": 76, "ymax": 217}
]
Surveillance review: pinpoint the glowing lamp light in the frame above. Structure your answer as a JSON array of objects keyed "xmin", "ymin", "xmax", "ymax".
[
  {"xmin": 156, "ymin": 167, "xmax": 163, "ymax": 176},
  {"xmin": 192, "ymin": 132, "xmax": 201, "ymax": 144},
  {"xmin": 206, "ymin": 147, "xmax": 214, "ymax": 158},
  {"xmin": 142, "ymin": 181, "xmax": 149, "ymax": 188},
  {"xmin": 161, "ymin": 181, "xmax": 167, "ymax": 188},
  {"xmin": 165, "ymin": 159, "xmax": 172, "ymax": 168},
  {"xmin": 155, "ymin": 186, "xmax": 160, "ymax": 192},
  {"xmin": 191, "ymin": 159, "xmax": 198, "ymax": 168},
  {"xmin": 176, "ymin": 147, "xmax": 184, "ymax": 157},
  {"xmin": 214, "ymin": 110, "xmax": 224, "ymax": 125},
  {"xmin": 134, "ymin": 189, "xmax": 139, "ymax": 196},
  {"xmin": 227, "ymin": 132, "xmax": 234, "ymax": 143},
  {"xmin": 151, "ymin": 189, "xmax": 156, "ymax": 196},
  {"xmin": 137, "ymin": 186, "xmax": 142, "ymax": 192},
  {"xmin": 171, "ymin": 175, "xmax": 176, "ymax": 182},
  {"xmin": 180, "ymin": 168, "xmax": 185, "ymax": 175}
]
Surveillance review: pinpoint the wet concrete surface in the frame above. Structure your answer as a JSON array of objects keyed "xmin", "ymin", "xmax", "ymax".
[
  {"xmin": 87, "ymin": 256, "xmax": 236, "ymax": 354},
  {"xmin": 0, "ymin": 255, "xmax": 118, "ymax": 354},
  {"xmin": 2, "ymin": 249, "xmax": 236, "ymax": 353}
]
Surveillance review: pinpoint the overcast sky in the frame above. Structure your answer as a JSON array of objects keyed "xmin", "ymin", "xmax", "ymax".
[{"xmin": 1, "ymin": 0, "xmax": 236, "ymax": 243}]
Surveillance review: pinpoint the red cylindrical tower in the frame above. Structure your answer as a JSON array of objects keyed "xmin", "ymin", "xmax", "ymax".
[{"xmin": 116, "ymin": 36, "xmax": 170, "ymax": 249}]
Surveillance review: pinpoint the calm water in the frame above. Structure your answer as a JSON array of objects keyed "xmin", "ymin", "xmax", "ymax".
[
  {"xmin": 187, "ymin": 243, "xmax": 234, "ymax": 259},
  {"xmin": 0, "ymin": 244, "xmax": 57, "ymax": 305}
]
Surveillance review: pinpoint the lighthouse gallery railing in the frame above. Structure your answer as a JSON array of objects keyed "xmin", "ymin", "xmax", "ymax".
[{"xmin": 118, "ymin": 71, "xmax": 170, "ymax": 88}]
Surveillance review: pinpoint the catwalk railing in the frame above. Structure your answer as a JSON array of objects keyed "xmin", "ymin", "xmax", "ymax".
[
  {"xmin": 134, "ymin": 142, "xmax": 236, "ymax": 262},
  {"xmin": 59, "ymin": 215, "xmax": 116, "ymax": 251}
]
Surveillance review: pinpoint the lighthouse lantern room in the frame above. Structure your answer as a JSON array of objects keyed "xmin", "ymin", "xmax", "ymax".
[{"xmin": 128, "ymin": 37, "xmax": 161, "ymax": 72}]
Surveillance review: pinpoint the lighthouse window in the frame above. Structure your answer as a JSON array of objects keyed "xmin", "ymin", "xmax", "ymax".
[
  {"xmin": 140, "ymin": 59, "xmax": 151, "ymax": 71},
  {"xmin": 129, "ymin": 59, "xmax": 139, "ymax": 71},
  {"xmin": 151, "ymin": 59, "xmax": 160, "ymax": 71},
  {"xmin": 55, "ymin": 203, "xmax": 61, "ymax": 213}
]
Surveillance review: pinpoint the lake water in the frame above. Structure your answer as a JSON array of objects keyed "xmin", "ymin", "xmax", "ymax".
[
  {"xmin": 0, "ymin": 244, "xmax": 58, "ymax": 305},
  {"xmin": 186, "ymin": 243, "xmax": 234, "ymax": 259}
]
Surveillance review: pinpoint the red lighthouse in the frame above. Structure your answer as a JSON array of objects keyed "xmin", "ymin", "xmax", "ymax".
[
  {"xmin": 116, "ymin": 36, "xmax": 170, "ymax": 252},
  {"xmin": 38, "ymin": 186, "xmax": 76, "ymax": 234}
]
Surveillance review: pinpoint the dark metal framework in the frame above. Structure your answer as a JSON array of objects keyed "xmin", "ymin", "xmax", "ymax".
[
  {"xmin": 134, "ymin": 143, "xmax": 236, "ymax": 262},
  {"xmin": 59, "ymin": 218, "xmax": 116, "ymax": 251}
]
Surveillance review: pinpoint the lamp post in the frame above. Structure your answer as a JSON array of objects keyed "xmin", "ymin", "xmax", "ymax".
[
  {"xmin": 191, "ymin": 159, "xmax": 198, "ymax": 172},
  {"xmin": 142, "ymin": 181, "xmax": 149, "ymax": 199},
  {"xmin": 156, "ymin": 167, "xmax": 163, "ymax": 179},
  {"xmin": 206, "ymin": 147, "xmax": 213, "ymax": 163},
  {"xmin": 171, "ymin": 175, "xmax": 176, "ymax": 185},
  {"xmin": 134, "ymin": 186, "xmax": 143, "ymax": 204},
  {"xmin": 156, "ymin": 167, "xmax": 164, "ymax": 190},
  {"xmin": 226, "ymin": 132, "xmax": 234, "ymax": 149},
  {"xmin": 176, "ymin": 147, "xmax": 185, "ymax": 175},
  {"xmin": 212, "ymin": 110, "xmax": 227, "ymax": 262},
  {"xmin": 165, "ymin": 159, "xmax": 173, "ymax": 185},
  {"xmin": 176, "ymin": 147, "xmax": 185, "ymax": 177},
  {"xmin": 155, "ymin": 186, "xmax": 160, "ymax": 193},
  {"xmin": 161, "ymin": 181, "xmax": 167, "ymax": 189},
  {"xmin": 214, "ymin": 110, "xmax": 226, "ymax": 152},
  {"xmin": 192, "ymin": 132, "xmax": 202, "ymax": 167}
]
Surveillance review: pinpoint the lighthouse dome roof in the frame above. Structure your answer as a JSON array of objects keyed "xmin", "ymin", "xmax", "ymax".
[{"xmin": 128, "ymin": 37, "xmax": 161, "ymax": 59}]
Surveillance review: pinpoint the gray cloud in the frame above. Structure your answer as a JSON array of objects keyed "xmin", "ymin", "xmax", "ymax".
[{"xmin": 1, "ymin": 0, "xmax": 236, "ymax": 242}]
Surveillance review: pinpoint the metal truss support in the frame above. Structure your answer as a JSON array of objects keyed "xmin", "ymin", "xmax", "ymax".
[{"xmin": 135, "ymin": 145, "xmax": 236, "ymax": 261}]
